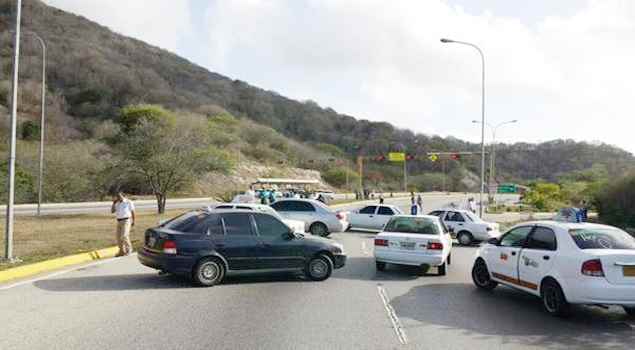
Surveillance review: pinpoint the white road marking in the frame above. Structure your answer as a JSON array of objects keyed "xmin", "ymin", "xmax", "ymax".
[
  {"xmin": 377, "ymin": 284, "xmax": 408, "ymax": 345},
  {"xmin": 361, "ymin": 241, "xmax": 370, "ymax": 256},
  {"xmin": 0, "ymin": 254, "xmax": 136, "ymax": 291}
]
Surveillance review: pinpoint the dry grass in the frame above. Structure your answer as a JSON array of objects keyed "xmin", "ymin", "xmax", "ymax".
[{"xmin": 0, "ymin": 209, "xmax": 186, "ymax": 271}]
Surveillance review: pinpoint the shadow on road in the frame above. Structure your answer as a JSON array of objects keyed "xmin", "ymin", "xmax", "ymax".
[
  {"xmin": 332, "ymin": 256, "xmax": 441, "ymax": 282},
  {"xmin": 391, "ymin": 283, "xmax": 634, "ymax": 349},
  {"xmin": 34, "ymin": 271, "xmax": 313, "ymax": 292},
  {"xmin": 34, "ymin": 273, "xmax": 193, "ymax": 291}
]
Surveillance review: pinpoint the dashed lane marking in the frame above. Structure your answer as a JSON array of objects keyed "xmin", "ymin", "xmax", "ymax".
[{"xmin": 377, "ymin": 284, "xmax": 408, "ymax": 345}]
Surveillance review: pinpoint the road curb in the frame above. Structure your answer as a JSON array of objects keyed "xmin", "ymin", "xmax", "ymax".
[{"xmin": 0, "ymin": 246, "xmax": 119, "ymax": 284}]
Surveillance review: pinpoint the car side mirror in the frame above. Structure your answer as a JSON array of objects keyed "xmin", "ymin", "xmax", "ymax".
[
  {"xmin": 283, "ymin": 231, "xmax": 295, "ymax": 240},
  {"xmin": 487, "ymin": 237, "xmax": 499, "ymax": 245}
]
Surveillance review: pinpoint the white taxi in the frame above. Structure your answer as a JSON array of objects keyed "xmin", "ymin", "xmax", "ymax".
[
  {"xmin": 471, "ymin": 221, "xmax": 635, "ymax": 317},
  {"xmin": 374, "ymin": 215, "xmax": 452, "ymax": 276}
]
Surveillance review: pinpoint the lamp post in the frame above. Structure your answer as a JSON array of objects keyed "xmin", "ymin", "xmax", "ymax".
[
  {"xmin": 473, "ymin": 119, "xmax": 517, "ymax": 201},
  {"xmin": 441, "ymin": 37, "xmax": 486, "ymax": 217},
  {"xmin": 5, "ymin": 0, "xmax": 22, "ymax": 262}
]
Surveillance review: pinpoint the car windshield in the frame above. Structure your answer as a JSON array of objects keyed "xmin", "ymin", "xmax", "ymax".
[
  {"xmin": 463, "ymin": 211, "xmax": 483, "ymax": 222},
  {"xmin": 384, "ymin": 217, "xmax": 440, "ymax": 235},
  {"xmin": 569, "ymin": 228, "xmax": 635, "ymax": 250}
]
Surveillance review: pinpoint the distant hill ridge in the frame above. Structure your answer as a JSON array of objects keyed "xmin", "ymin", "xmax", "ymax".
[{"xmin": 0, "ymin": 0, "xmax": 632, "ymax": 183}]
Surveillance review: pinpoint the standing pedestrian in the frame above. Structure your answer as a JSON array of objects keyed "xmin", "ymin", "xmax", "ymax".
[
  {"xmin": 467, "ymin": 197, "xmax": 477, "ymax": 214},
  {"xmin": 379, "ymin": 194, "xmax": 384, "ymax": 204},
  {"xmin": 416, "ymin": 194, "xmax": 423, "ymax": 213},
  {"xmin": 410, "ymin": 196, "xmax": 418, "ymax": 215},
  {"xmin": 111, "ymin": 192, "xmax": 136, "ymax": 257},
  {"xmin": 580, "ymin": 200, "xmax": 588, "ymax": 222}
]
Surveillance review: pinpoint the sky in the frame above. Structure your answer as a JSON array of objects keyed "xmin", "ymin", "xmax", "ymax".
[{"xmin": 43, "ymin": 0, "xmax": 635, "ymax": 154}]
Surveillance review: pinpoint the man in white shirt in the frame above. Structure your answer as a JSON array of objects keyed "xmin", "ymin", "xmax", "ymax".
[{"xmin": 111, "ymin": 192, "xmax": 136, "ymax": 256}]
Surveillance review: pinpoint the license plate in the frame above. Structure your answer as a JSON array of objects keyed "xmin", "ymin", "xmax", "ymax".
[
  {"xmin": 147, "ymin": 237, "xmax": 156, "ymax": 247},
  {"xmin": 624, "ymin": 266, "xmax": 635, "ymax": 277},
  {"xmin": 400, "ymin": 242, "xmax": 415, "ymax": 250}
]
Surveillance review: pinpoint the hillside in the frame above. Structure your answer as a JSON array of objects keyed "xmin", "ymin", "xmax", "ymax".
[{"xmin": 0, "ymin": 0, "xmax": 634, "ymax": 202}]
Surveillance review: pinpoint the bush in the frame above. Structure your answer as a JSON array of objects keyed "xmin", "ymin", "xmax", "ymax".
[
  {"xmin": 522, "ymin": 182, "xmax": 566, "ymax": 211},
  {"xmin": 322, "ymin": 167, "xmax": 359, "ymax": 189},
  {"xmin": 595, "ymin": 173, "xmax": 635, "ymax": 229}
]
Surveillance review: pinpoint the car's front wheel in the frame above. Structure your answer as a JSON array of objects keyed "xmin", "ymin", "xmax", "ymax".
[
  {"xmin": 305, "ymin": 254, "xmax": 333, "ymax": 281},
  {"xmin": 376, "ymin": 261, "xmax": 386, "ymax": 271},
  {"xmin": 457, "ymin": 231, "xmax": 473, "ymax": 246},
  {"xmin": 623, "ymin": 306, "xmax": 635, "ymax": 317},
  {"xmin": 192, "ymin": 257, "xmax": 225, "ymax": 287},
  {"xmin": 309, "ymin": 222, "xmax": 329, "ymax": 237},
  {"xmin": 541, "ymin": 279, "xmax": 570, "ymax": 317},
  {"xmin": 472, "ymin": 259, "xmax": 497, "ymax": 291}
]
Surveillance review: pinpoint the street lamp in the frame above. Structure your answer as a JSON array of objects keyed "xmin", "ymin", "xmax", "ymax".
[
  {"xmin": 5, "ymin": 0, "xmax": 22, "ymax": 262},
  {"xmin": 441, "ymin": 37, "xmax": 486, "ymax": 217},
  {"xmin": 10, "ymin": 31, "xmax": 47, "ymax": 215},
  {"xmin": 473, "ymin": 119, "xmax": 518, "ymax": 201}
]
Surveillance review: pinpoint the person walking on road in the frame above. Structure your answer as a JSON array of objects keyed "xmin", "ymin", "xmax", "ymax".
[
  {"xmin": 111, "ymin": 192, "xmax": 136, "ymax": 257},
  {"xmin": 416, "ymin": 194, "xmax": 423, "ymax": 213},
  {"xmin": 467, "ymin": 197, "xmax": 477, "ymax": 214},
  {"xmin": 379, "ymin": 194, "xmax": 384, "ymax": 204}
]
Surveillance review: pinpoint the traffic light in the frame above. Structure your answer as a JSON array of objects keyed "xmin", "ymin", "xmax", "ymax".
[
  {"xmin": 450, "ymin": 153, "xmax": 461, "ymax": 160},
  {"xmin": 405, "ymin": 154, "xmax": 415, "ymax": 161}
]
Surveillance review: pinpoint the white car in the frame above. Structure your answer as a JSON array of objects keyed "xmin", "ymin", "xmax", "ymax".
[
  {"xmin": 374, "ymin": 215, "xmax": 453, "ymax": 276},
  {"xmin": 471, "ymin": 221, "xmax": 635, "ymax": 317},
  {"xmin": 428, "ymin": 209, "xmax": 501, "ymax": 245},
  {"xmin": 270, "ymin": 199, "xmax": 349, "ymax": 237},
  {"xmin": 210, "ymin": 203, "xmax": 305, "ymax": 234},
  {"xmin": 346, "ymin": 204, "xmax": 403, "ymax": 231}
]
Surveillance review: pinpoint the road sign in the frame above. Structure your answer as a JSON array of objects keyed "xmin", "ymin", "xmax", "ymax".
[
  {"xmin": 428, "ymin": 153, "xmax": 439, "ymax": 162},
  {"xmin": 388, "ymin": 152, "xmax": 405, "ymax": 162}
]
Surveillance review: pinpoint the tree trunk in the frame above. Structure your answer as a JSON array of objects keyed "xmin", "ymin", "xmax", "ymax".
[{"xmin": 156, "ymin": 193, "xmax": 166, "ymax": 214}]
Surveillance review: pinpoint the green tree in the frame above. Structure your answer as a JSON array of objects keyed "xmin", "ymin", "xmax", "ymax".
[
  {"xmin": 522, "ymin": 182, "xmax": 565, "ymax": 211},
  {"xmin": 595, "ymin": 173, "xmax": 635, "ymax": 230},
  {"xmin": 322, "ymin": 167, "xmax": 360, "ymax": 189},
  {"xmin": 114, "ymin": 113, "xmax": 232, "ymax": 213},
  {"xmin": 117, "ymin": 104, "xmax": 175, "ymax": 134}
]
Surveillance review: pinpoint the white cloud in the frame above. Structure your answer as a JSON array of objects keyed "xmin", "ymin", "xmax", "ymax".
[
  {"xmin": 43, "ymin": 0, "xmax": 193, "ymax": 53},
  {"xmin": 202, "ymin": 0, "xmax": 635, "ymax": 153}
]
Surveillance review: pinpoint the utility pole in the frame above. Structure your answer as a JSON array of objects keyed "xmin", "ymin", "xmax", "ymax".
[
  {"xmin": 403, "ymin": 158, "xmax": 407, "ymax": 193},
  {"xmin": 5, "ymin": 0, "xmax": 23, "ymax": 262},
  {"xmin": 357, "ymin": 156, "xmax": 364, "ymax": 199}
]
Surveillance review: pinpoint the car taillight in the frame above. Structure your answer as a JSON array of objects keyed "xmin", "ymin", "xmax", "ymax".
[
  {"xmin": 427, "ymin": 242, "xmax": 443, "ymax": 250},
  {"xmin": 374, "ymin": 238, "xmax": 388, "ymax": 247},
  {"xmin": 581, "ymin": 259, "xmax": 604, "ymax": 277},
  {"xmin": 163, "ymin": 240, "xmax": 177, "ymax": 255},
  {"xmin": 336, "ymin": 212, "xmax": 343, "ymax": 220}
]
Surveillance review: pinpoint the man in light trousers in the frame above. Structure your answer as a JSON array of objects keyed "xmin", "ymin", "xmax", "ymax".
[{"xmin": 111, "ymin": 192, "xmax": 136, "ymax": 256}]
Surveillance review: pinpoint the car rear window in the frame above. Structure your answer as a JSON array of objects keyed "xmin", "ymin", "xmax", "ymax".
[
  {"xmin": 166, "ymin": 212, "xmax": 208, "ymax": 232},
  {"xmin": 384, "ymin": 217, "xmax": 440, "ymax": 235},
  {"xmin": 569, "ymin": 228, "xmax": 635, "ymax": 250}
]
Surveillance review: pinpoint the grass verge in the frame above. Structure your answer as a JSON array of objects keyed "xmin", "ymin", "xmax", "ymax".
[{"xmin": 0, "ymin": 209, "xmax": 186, "ymax": 271}]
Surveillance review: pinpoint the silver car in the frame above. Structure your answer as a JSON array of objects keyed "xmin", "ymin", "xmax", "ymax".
[
  {"xmin": 270, "ymin": 199, "xmax": 349, "ymax": 237},
  {"xmin": 347, "ymin": 204, "xmax": 403, "ymax": 231}
]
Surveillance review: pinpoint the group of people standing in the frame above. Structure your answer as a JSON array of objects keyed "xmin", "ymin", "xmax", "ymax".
[{"xmin": 409, "ymin": 193, "xmax": 424, "ymax": 215}]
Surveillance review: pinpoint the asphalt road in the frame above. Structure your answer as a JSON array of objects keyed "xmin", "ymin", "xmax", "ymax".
[{"xmin": 1, "ymin": 194, "xmax": 631, "ymax": 350}]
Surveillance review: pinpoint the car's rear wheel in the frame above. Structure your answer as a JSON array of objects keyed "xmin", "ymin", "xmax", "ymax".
[
  {"xmin": 309, "ymin": 222, "xmax": 329, "ymax": 237},
  {"xmin": 472, "ymin": 259, "xmax": 497, "ymax": 291},
  {"xmin": 438, "ymin": 262, "xmax": 447, "ymax": 276},
  {"xmin": 457, "ymin": 231, "xmax": 473, "ymax": 246},
  {"xmin": 376, "ymin": 261, "xmax": 386, "ymax": 271},
  {"xmin": 192, "ymin": 257, "xmax": 225, "ymax": 287},
  {"xmin": 623, "ymin": 306, "xmax": 635, "ymax": 317},
  {"xmin": 305, "ymin": 254, "xmax": 333, "ymax": 281},
  {"xmin": 541, "ymin": 279, "xmax": 570, "ymax": 317}
]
